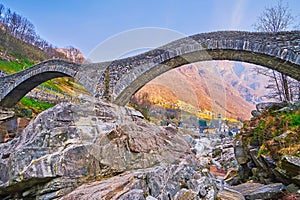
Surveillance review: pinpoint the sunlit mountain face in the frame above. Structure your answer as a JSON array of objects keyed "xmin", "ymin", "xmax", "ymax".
[{"xmin": 131, "ymin": 61, "xmax": 271, "ymax": 122}]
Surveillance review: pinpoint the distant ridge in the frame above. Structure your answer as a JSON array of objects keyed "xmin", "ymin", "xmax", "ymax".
[{"xmin": 133, "ymin": 61, "xmax": 270, "ymax": 120}]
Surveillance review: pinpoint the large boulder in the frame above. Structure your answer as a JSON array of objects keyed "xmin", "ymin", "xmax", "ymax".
[
  {"xmin": 232, "ymin": 182, "xmax": 285, "ymax": 200},
  {"xmin": 0, "ymin": 98, "xmax": 193, "ymax": 199},
  {"xmin": 256, "ymin": 102, "xmax": 289, "ymax": 113},
  {"xmin": 61, "ymin": 161, "xmax": 217, "ymax": 200},
  {"xmin": 217, "ymin": 188, "xmax": 245, "ymax": 200},
  {"xmin": 275, "ymin": 156, "xmax": 300, "ymax": 185}
]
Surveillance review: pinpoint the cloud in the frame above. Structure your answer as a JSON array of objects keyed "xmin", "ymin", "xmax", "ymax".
[{"xmin": 231, "ymin": 0, "xmax": 248, "ymax": 29}]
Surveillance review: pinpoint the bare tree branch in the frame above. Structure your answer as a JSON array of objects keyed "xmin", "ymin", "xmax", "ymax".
[
  {"xmin": 252, "ymin": 0, "xmax": 298, "ymax": 102},
  {"xmin": 253, "ymin": 0, "xmax": 294, "ymax": 32}
]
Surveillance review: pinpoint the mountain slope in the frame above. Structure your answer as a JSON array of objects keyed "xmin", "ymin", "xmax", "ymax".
[
  {"xmin": 133, "ymin": 61, "xmax": 270, "ymax": 120},
  {"xmin": 0, "ymin": 28, "xmax": 87, "ymax": 116}
]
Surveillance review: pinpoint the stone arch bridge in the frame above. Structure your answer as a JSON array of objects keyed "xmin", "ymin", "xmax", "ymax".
[{"xmin": 0, "ymin": 31, "xmax": 300, "ymax": 107}]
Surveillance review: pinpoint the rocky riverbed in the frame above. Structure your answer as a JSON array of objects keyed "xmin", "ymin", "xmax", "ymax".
[{"xmin": 0, "ymin": 96, "xmax": 299, "ymax": 199}]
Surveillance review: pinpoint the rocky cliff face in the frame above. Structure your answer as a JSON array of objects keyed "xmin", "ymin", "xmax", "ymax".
[{"xmin": 0, "ymin": 95, "xmax": 219, "ymax": 199}]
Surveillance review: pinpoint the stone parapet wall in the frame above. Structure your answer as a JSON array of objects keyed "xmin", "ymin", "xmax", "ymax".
[{"xmin": 0, "ymin": 31, "xmax": 300, "ymax": 107}]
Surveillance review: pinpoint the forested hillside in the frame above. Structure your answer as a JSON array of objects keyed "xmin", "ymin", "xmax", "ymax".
[{"xmin": 0, "ymin": 3, "xmax": 87, "ymax": 116}]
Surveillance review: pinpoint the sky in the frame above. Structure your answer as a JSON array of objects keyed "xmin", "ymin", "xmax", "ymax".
[{"xmin": 0, "ymin": 0, "xmax": 299, "ymax": 58}]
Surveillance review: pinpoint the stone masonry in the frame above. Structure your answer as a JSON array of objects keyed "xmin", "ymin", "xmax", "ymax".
[{"xmin": 0, "ymin": 31, "xmax": 299, "ymax": 107}]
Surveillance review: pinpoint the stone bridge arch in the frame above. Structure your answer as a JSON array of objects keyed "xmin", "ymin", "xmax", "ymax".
[
  {"xmin": 110, "ymin": 31, "xmax": 300, "ymax": 105},
  {"xmin": 0, "ymin": 60, "xmax": 81, "ymax": 107},
  {"xmin": 0, "ymin": 31, "xmax": 299, "ymax": 108}
]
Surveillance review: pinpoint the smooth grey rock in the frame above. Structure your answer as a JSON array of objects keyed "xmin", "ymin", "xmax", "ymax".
[
  {"xmin": 232, "ymin": 182, "xmax": 285, "ymax": 200},
  {"xmin": 286, "ymin": 183, "xmax": 299, "ymax": 193},
  {"xmin": 281, "ymin": 155, "xmax": 300, "ymax": 176},
  {"xmin": 61, "ymin": 162, "xmax": 216, "ymax": 200},
  {"xmin": 182, "ymin": 134, "xmax": 195, "ymax": 147},
  {"xmin": 275, "ymin": 106, "xmax": 293, "ymax": 112},
  {"xmin": 234, "ymin": 141, "xmax": 249, "ymax": 165},
  {"xmin": 250, "ymin": 110, "xmax": 260, "ymax": 117},
  {"xmin": 126, "ymin": 107, "xmax": 144, "ymax": 119},
  {"xmin": 0, "ymin": 118, "xmax": 18, "ymax": 141},
  {"xmin": 256, "ymin": 102, "xmax": 288, "ymax": 113},
  {"xmin": 292, "ymin": 175, "xmax": 300, "ymax": 185},
  {"xmin": 0, "ymin": 99, "xmax": 191, "ymax": 199},
  {"xmin": 260, "ymin": 155, "xmax": 276, "ymax": 168},
  {"xmin": 146, "ymin": 196, "xmax": 158, "ymax": 200},
  {"xmin": 275, "ymin": 156, "xmax": 300, "ymax": 185},
  {"xmin": 249, "ymin": 148, "xmax": 267, "ymax": 170},
  {"xmin": 119, "ymin": 189, "xmax": 146, "ymax": 200},
  {"xmin": 174, "ymin": 188, "xmax": 197, "ymax": 200},
  {"xmin": 0, "ymin": 108, "xmax": 14, "ymax": 121},
  {"xmin": 217, "ymin": 187, "xmax": 245, "ymax": 200}
]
